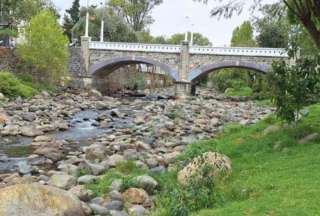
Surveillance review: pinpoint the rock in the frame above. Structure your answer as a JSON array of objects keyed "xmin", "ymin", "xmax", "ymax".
[
  {"xmin": 50, "ymin": 173, "xmax": 77, "ymax": 189},
  {"xmin": 16, "ymin": 161, "xmax": 33, "ymax": 175},
  {"xmin": 91, "ymin": 89, "xmax": 103, "ymax": 97},
  {"xmin": 133, "ymin": 175, "xmax": 158, "ymax": 194},
  {"xmin": 77, "ymin": 175, "xmax": 98, "ymax": 184},
  {"xmin": 95, "ymin": 101, "xmax": 109, "ymax": 110},
  {"xmin": 150, "ymin": 166, "xmax": 166, "ymax": 175},
  {"xmin": 105, "ymin": 200, "xmax": 124, "ymax": 211},
  {"xmin": 122, "ymin": 188, "xmax": 150, "ymax": 207},
  {"xmin": 34, "ymin": 135, "xmax": 52, "ymax": 142},
  {"xmin": 298, "ymin": 133, "xmax": 320, "ymax": 144},
  {"xmin": 0, "ymin": 112, "xmax": 9, "ymax": 126},
  {"xmin": 163, "ymin": 151, "xmax": 181, "ymax": 164},
  {"xmin": 106, "ymin": 154, "xmax": 125, "ymax": 167},
  {"xmin": 89, "ymin": 203, "xmax": 110, "ymax": 215},
  {"xmin": 1, "ymin": 125, "xmax": 20, "ymax": 136},
  {"xmin": 20, "ymin": 126, "xmax": 43, "ymax": 137},
  {"xmin": 69, "ymin": 185, "xmax": 93, "ymax": 202},
  {"xmin": 22, "ymin": 113, "xmax": 36, "ymax": 122},
  {"xmin": 145, "ymin": 158, "xmax": 158, "ymax": 168},
  {"xmin": 0, "ymin": 92, "xmax": 5, "ymax": 100},
  {"xmin": 110, "ymin": 179, "xmax": 123, "ymax": 191},
  {"xmin": 128, "ymin": 205, "xmax": 149, "ymax": 216},
  {"xmin": 110, "ymin": 210, "xmax": 129, "ymax": 216},
  {"xmin": 110, "ymin": 109, "xmax": 123, "ymax": 118},
  {"xmin": 0, "ymin": 183, "xmax": 86, "ymax": 216},
  {"xmin": 109, "ymin": 190, "xmax": 123, "ymax": 201},
  {"xmin": 263, "ymin": 125, "xmax": 281, "ymax": 136},
  {"xmin": 84, "ymin": 144, "xmax": 107, "ymax": 162},
  {"xmin": 177, "ymin": 151, "xmax": 232, "ymax": 186}
]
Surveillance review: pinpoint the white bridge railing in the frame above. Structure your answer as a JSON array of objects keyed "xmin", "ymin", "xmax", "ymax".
[{"xmin": 90, "ymin": 41, "xmax": 288, "ymax": 58}]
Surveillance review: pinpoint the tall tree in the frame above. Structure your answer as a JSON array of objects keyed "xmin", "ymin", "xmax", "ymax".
[
  {"xmin": 167, "ymin": 33, "xmax": 212, "ymax": 46},
  {"xmin": 231, "ymin": 21, "xmax": 256, "ymax": 47},
  {"xmin": 17, "ymin": 10, "xmax": 69, "ymax": 84},
  {"xmin": 254, "ymin": 3, "xmax": 289, "ymax": 48},
  {"xmin": 196, "ymin": 0, "xmax": 320, "ymax": 49},
  {"xmin": 109, "ymin": 0, "xmax": 163, "ymax": 31},
  {"xmin": 72, "ymin": 7, "xmax": 137, "ymax": 42},
  {"xmin": 63, "ymin": 0, "xmax": 80, "ymax": 41}
]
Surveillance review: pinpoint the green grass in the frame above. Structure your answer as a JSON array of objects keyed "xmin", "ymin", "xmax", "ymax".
[
  {"xmin": 0, "ymin": 71, "xmax": 39, "ymax": 99},
  {"xmin": 224, "ymin": 86, "xmax": 253, "ymax": 97},
  {"xmin": 0, "ymin": 71, "xmax": 56, "ymax": 99},
  {"xmin": 87, "ymin": 161, "xmax": 148, "ymax": 196},
  {"xmin": 150, "ymin": 104, "xmax": 320, "ymax": 216},
  {"xmin": 191, "ymin": 104, "xmax": 320, "ymax": 216}
]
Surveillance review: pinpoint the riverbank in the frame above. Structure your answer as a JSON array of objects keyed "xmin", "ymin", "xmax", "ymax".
[{"xmin": 0, "ymin": 88, "xmax": 273, "ymax": 215}]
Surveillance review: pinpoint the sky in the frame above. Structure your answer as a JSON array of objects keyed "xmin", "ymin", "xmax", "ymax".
[{"xmin": 52, "ymin": 0, "xmax": 274, "ymax": 46}]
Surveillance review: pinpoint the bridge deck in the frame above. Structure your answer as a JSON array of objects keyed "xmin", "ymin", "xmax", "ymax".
[{"xmin": 89, "ymin": 41, "xmax": 288, "ymax": 58}]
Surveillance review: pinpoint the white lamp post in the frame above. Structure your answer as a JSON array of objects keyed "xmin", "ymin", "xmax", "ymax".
[
  {"xmin": 190, "ymin": 24, "xmax": 195, "ymax": 46},
  {"xmin": 100, "ymin": 1, "xmax": 105, "ymax": 42},
  {"xmin": 85, "ymin": 0, "xmax": 89, "ymax": 37},
  {"xmin": 184, "ymin": 16, "xmax": 190, "ymax": 42}
]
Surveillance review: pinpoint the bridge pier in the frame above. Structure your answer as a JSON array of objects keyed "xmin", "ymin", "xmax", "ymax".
[
  {"xmin": 81, "ymin": 36, "xmax": 91, "ymax": 74},
  {"xmin": 175, "ymin": 81, "xmax": 191, "ymax": 98}
]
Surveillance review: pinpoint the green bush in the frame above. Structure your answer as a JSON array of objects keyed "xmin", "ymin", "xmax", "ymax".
[{"xmin": 0, "ymin": 71, "xmax": 38, "ymax": 98}]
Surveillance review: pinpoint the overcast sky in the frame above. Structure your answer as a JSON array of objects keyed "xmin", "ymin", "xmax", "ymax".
[{"xmin": 52, "ymin": 0, "xmax": 275, "ymax": 46}]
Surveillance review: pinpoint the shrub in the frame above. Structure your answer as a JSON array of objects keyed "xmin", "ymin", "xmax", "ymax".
[
  {"xmin": 0, "ymin": 71, "xmax": 38, "ymax": 98},
  {"xmin": 17, "ymin": 10, "xmax": 69, "ymax": 84},
  {"xmin": 269, "ymin": 54, "xmax": 320, "ymax": 123}
]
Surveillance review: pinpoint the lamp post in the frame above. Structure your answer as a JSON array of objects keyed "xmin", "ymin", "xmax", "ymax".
[
  {"xmin": 190, "ymin": 23, "xmax": 194, "ymax": 46},
  {"xmin": 100, "ymin": 1, "xmax": 105, "ymax": 42},
  {"xmin": 85, "ymin": 0, "xmax": 89, "ymax": 37},
  {"xmin": 184, "ymin": 16, "xmax": 190, "ymax": 42}
]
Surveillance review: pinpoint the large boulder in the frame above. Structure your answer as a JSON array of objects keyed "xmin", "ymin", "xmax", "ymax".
[
  {"xmin": 0, "ymin": 183, "xmax": 86, "ymax": 216},
  {"xmin": 0, "ymin": 112, "xmax": 9, "ymax": 126},
  {"xmin": 177, "ymin": 151, "xmax": 232, "ymax": 185}
]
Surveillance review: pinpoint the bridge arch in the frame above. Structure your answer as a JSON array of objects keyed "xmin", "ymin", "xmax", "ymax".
[
  {"xmin": 89, "ymin": 56, "xmax": 179, "ymax": 81},
  {"xmin": 188, "ymin": 60, "xmax": 271, "ymax": 82}
]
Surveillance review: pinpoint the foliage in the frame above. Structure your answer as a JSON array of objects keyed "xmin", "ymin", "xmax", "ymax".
[
  {"xmin": 152, "ymin": 168, "xmax": 216, "ymax": 216},
  {"xmin": 109, "ymin": 0, "xmax": 163, "ymax": 31},
  {"xmin": 87, "ymin": 161, "xmax": 147, "ymax": 196},
  {"xmin": 254, "ymin": 2, "xmax": 289, "ymax": 48},
  {"xmin": 224, "ymin": 86, "xmax": 253, "ymax": 97},
  {"xmin": 0, "ymin": 71, "xmax": 38, "ymax": 98},
  {"xmin": 72, "ymin": 7, "xmax": 137, "ymax": 42},
  {"xmin": 196, "ymin": 0, "xmax": 320, "ymax": 49},
  {"xmin": 231, "ymin": 21, "xmax": 256, "ymax": 47},
  {"xmin": 269, "ymin": 54, "xmax": 320, "ymax": 123},
  {"xmin": 166, "ymin": 32, "xmax": 212, "ymax": 46},
  {"xmin": 17, "ymin": 10, "xmax": 69, "ymax": 84},
  {"xmin": 62, "ymin": 0, "xmax": 80, "ymax": 41}
]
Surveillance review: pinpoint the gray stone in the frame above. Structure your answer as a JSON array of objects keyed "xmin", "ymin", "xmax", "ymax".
[
  {"xmin": 109, "ymin": 190, "xmax": 123, "ymax": 201},
  {"xmin": 89, "ymin": 203, "xmax": 110, "ymax": 215},
  {"xmin": 16, "ymin": 161, "xmax": 33, "ymax": 175},
  {"xmin": 105, "ymin": 200, "xmax": 124, "ymax": 211},
  {"xmin": 22, "ymin": 113, "xmax": 36, "ymax": 122},
  {"xmin": 50, "ymin": 173, "xmax": 77, "ymax": 189},
  {"xmin": 20, "ymin": 126, "xmax": 43, "ymax": 137},
  {"xmin": 77, "ymin": 175, "xmax": 98, "ymax": 184},
  {"xmin": 129, "ymin": 205, "xmax": 149, "ymax": 216},
  {"xmin": 133, "ymin": 175, "xmax": 158, "ymax": 194}
]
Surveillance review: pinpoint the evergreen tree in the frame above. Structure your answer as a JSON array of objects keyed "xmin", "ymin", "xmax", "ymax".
[{"xmin": 63, "ymin": 0, "xmax": 80, "ymax": 41}]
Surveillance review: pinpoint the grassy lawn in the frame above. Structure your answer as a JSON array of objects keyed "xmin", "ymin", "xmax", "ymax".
[{"xmin": 192, "ymin": 104, "xmax": 320, "ymax": 216}]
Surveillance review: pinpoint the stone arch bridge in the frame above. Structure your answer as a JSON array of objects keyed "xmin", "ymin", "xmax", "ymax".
[{"xmin": 79, "ymin": 37, "xmax": 289, "ymax": 96}]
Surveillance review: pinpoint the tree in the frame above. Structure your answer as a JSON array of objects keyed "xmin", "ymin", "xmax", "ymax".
[
  {"xmin": 17, "ymin": 11, "xmax": 69, "ymax": 84},
  {"xmin": 167, "ymin": 33, "xmax": 211, "ymax": 45},
  {"xmin": 269, "ymin": 54, "xmax": 320, "ymax": 123},
  {"xmin": 196, "ymin": 0, "xmax": 320, "ymax": 49},
  {"xmin": 231, "ymin": 21, "xmax": 256, "ymax": 47},
  {"xmin": 63, "ymin": 0, "xmax": 80, "ymax": 41},
  {"xmin": 254, "ymin": 3, "xmax": 289, "ymax": 48},
  {"xmin": 72, "ymin": 7, "xmax": 137, "ymax": 42},
  {"xmin": 109, "ymin": 0, "xmax": 163, "ymax": 31}
]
